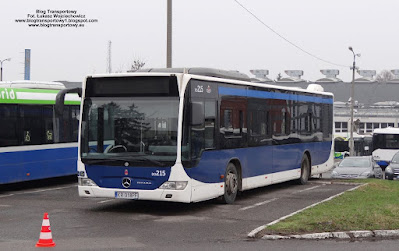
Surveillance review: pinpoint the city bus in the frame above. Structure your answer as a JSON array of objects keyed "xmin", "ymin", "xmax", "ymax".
[
  {"xmin": 0, "ymin": 81, "xmax": 80, "ymax": 184},
  {"xmin": 372, "ymin": 127, "xmax": 399, "ymax": 169},
  {"xmin": 334, "ymin": 134, "xmax": 372, "ymax": 159},
  {"xmin": 56, "ymin": 68, "xmax": 334, "ymax": 203},
  {"xmin": 334, "ymin": 136, "xmax": 349, "ymax": 159}
]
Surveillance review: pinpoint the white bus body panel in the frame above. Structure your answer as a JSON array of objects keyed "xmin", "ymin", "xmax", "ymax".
[
  {"xmin": 79, "ymin": 185, "xmax": 192, "ymax": 203},
  {"xmin": 373, "ymin": 149, "xmax": 399, "ymax": 163}
]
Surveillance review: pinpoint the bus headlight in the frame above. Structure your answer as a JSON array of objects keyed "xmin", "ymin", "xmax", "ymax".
[
  {"xmin": 78, "ymin": 177, "xmax": 97, "ymax": 186},
  {"xmin": 159, "ymin": 181, "xmax": 188, "ymax": 190}
]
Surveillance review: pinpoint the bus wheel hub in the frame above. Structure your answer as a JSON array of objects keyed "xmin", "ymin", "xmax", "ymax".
[{"xmin": 226, "ymin": 172, "xmax": 237, "ymax": 195}]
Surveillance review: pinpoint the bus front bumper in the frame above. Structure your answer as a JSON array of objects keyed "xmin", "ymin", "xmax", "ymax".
[{"xmin": 78, "ymin": 185, "xmax": 192, "ymax": 203}]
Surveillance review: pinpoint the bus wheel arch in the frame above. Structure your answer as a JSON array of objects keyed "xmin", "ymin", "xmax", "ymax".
[
  {"xmin": 222, "ymin": 159, "xmax": 242, "ymax": 204},
  {"xmin": 298, "ymin": 151, "xmax": 311, "ymax": 185}
]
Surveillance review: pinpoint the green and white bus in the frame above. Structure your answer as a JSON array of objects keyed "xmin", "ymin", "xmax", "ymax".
[{"xmin": 0, "ymin": 81, "xmax": 80, "ymax": 184}]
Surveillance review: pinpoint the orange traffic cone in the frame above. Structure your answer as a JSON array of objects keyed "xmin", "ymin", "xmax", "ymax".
[{"xmin": 36, "ymin": 212, "xmax": 56, "ymax": 247}]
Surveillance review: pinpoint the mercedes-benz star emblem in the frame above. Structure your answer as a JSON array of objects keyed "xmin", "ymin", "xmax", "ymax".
[{"xmin": 122, "ymin": 177, "xmax": 131, "ymax": 188}]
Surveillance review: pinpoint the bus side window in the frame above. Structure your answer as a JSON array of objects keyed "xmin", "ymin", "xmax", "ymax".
[
  {"xmin": 71, "ymin": 106, "xmax": 80, "ymax": 141},
  {"xmin": 0, "ymin": 105, "xmax": 18, "ymax": 147},
  {"xmin": 190, "ymin": 100, "xmax": 205, "ymax": 160},
  {"xmin": 43, "ymin": 106, "xmax": 54, "ymax": 143},
  {"xmin": 59, "ymin": 106, "xmax": 72, "ymax": 143},
  {"xmin": 19, "ymin": 105, "xmax": 43, "ymax": 145},
  {"xmin": 205, "ymin": 100, "xmax": 216, "ymax": 149},
  {"xmin": 222, "ymin": 109, "xmax": 233, "ymax": 135}
]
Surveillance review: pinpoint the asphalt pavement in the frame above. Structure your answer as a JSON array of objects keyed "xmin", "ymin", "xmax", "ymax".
[{"xmin": 0, "ymin": 176, "xmax": 398, "ymax": 250}]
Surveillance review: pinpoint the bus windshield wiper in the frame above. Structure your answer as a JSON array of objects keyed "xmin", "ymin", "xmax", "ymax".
[
  {"xmin": 82, "ymin": 157, "xmax": 127, "ymax": 165},
  {"xmin": 131, "ymin": 155, "xmax": 165, "ymax": 167}
]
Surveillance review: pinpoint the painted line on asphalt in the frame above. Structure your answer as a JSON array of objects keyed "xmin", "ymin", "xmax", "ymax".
[
  {"xmin": 0, "ymin": 185, "xmax": 76, "ymax": 198},
  {"xmin": 0, "ymin": 194, "xmax": 15, "ymax": 198},
  {"xmin": 0, "ymin": 204, "xmax": 11, "ymax": 207},
  {"xmin": 17, "ymin": 185, "xmax": 77, "ymax": 195},
  {"xmin": 0, "ymin": 185, "xmax": 77, "ymax": 198},
  {"xmin": 239, "ymin": 185, "xmax": 321, "ymax": 212},
  {"xmin": 98, "ymin": 199, "xmax": 115, "ymax": 204},
  {"xmin": 239, "ymin": 198, "xmax": 278, "ymax": 211},
  {"xmin": 292, "ymin": 185, "xmax": 321, "ymax": 194},
  {"xmin": 248, "ymin": 183, "xmax": 367, "ymax": 238}
]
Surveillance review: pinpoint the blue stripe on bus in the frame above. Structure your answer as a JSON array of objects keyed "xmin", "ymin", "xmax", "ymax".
[
  {"xmin": 185, "ymin": 141, "xmax": 332, "ymax": 183},
  {"xmin": 218, "ymin": 87, "xmax": 333, "ymax": 104},
  {"xmin": 0, "ymin": 147, "xmax": 78, "ymax": 184}
]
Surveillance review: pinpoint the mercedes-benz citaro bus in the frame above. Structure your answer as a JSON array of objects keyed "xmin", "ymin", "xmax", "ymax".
[
  {"xmin": 0, "ymin": 81, "xmax": 80, "ymax": 184},
  {"xmin": 56, "ymin": 68, "xmax": 334, "ymax": 204}
]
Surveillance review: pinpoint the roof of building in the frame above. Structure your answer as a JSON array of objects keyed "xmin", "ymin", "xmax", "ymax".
[{"xmin": 271, "ymin": 81, "xmax": 399, "ymax": 105}]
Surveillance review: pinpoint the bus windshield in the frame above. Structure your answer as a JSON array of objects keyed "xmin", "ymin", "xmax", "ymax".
[
  {"xmin": 373, "ymin": 134, "xmax": 399, "ymax": 150},
  {"xmin": 81, "ymin": 97, "xmax": 179, "ymax": 166}
]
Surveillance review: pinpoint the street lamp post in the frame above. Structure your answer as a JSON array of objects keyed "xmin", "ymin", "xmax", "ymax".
[
  {"xmin": 0, "ymin": 58, "xmax": 11, "ymax": 81},
  {"xmin": 348, "ymin": 47, "xmax": 360, "ymax": 156}
]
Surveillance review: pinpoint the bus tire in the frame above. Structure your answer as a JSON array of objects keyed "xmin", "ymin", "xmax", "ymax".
[
  {"xmin": 298, "ymin": 154, "xmax": 310, "ymax": 185},
  {"xmin": 222, "ymin": 163, "xmax": 239, "ymax": 204}
]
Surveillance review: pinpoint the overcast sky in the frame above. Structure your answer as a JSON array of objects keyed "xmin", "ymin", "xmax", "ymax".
[{"xmin": 1, "ymin": 0, "xmax": 398, "ymax": 82}]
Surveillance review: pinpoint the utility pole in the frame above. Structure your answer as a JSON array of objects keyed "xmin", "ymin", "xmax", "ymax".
[
  {"xmin": 348, "ymin": 46, "xmax": 360, "ymax": 156},
  {"xmin": 166, "ymin": 0, "xmax": 172, "ymax": 68}
]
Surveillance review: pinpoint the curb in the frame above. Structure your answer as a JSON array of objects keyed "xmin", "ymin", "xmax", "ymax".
[
  {"xmin": 261, "ymin": 230, "xmax": 399, "ymax": 240},
  {"xmin": 310, "ymin": 180, "xmax": 364, "ymax": 186}
]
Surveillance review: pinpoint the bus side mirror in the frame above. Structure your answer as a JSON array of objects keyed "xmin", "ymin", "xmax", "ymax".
[
  {"xmin": 55, "ymin": 87, "xmax": 82, "ymax": 117},
  {"xmin": 191, "ymin": 102, "xmax": 204, "ymax": 126}
]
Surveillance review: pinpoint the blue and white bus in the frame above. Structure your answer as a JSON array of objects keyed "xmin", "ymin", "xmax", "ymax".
[
  {"xmin": 372, "ymin": 127, "xmax": 399, "ymax": 169},
  {"xmin": 0, "ymin": 81, "xmax": 80, "ymax": 184},
  {"xmin": 57, "ymin": 68, "xmax": 334, "ymax": 203}
]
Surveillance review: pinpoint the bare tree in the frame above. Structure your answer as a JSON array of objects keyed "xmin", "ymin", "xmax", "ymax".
[
  {"xmin": 128, "ymin": 59, "xmax": 146, "ymax": 72},
  {"xmin": 376, "ymin": 70, "xmax": 394, "ymax": 83}
]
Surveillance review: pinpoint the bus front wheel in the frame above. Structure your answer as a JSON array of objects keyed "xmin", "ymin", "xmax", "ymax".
[
  {"xmin": 298, "ymin": 154, "xmax": 310, "ymax": 185},
  {"xmin": 223, "ymin": 163, "xmax": 238, "ymax": 204}
]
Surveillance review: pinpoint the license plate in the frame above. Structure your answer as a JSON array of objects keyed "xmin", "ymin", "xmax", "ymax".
[{"xmin": 115, "ymin": 191, "xmax": 139, "ymax": 200}]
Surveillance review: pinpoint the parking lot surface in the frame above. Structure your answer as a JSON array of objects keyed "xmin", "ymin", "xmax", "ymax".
[{"xmin": 0, "ymin": 176, "xmax": 381, "ymax": 250}]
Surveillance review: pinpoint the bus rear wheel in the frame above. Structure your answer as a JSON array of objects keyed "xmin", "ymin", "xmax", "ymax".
[
  {"xmin": 222, "ymin": 163, "xmax": 238, "ymax": 204},
  {"xmin": 298, "ymin": 154, "xmax": 310, "ymax": 185}
]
